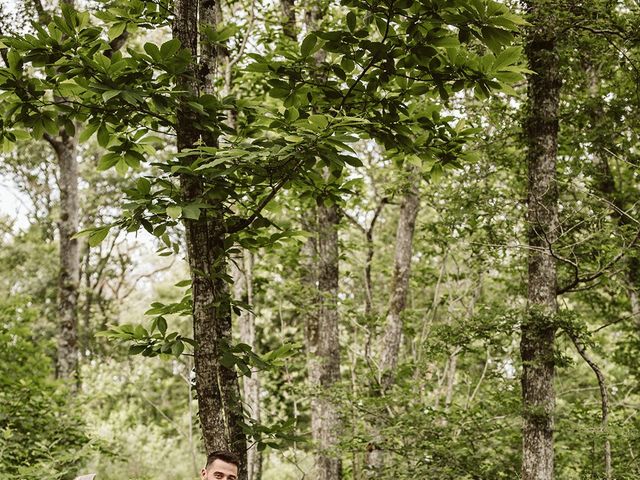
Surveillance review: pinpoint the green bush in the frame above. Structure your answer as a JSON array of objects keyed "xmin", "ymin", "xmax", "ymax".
[{"xmin": 0, "ymin": 297, "xmax": 90, "ymax": 480}]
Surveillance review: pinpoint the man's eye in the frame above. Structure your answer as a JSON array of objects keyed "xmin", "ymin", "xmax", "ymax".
[{"xmin": 214, "ymin": 474, "xmax": 223, "ymax": 479}]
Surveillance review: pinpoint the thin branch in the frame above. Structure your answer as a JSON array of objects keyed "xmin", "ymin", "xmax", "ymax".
[
  {"xmin": 119, "ymin": 258, "xmax": 177, "ymax": 299},
  {"xmin": 140, "ymin": 393, "xmax": 191, "ymax": 441},
  {"xmin": 557, "ymin": 227, "xmax": 640, "ymax": 294},
  {"xmin": 591, "ymin": 310, "xmax": 640, "ymax": 333},
  {"xmin": 227, "ymin": 0, "xmax": 256, "ymax": 71},
  {"xmin": 568, "ymin": 333, "xmax": 612, "ymax": 480},
  {"xmin": 466, "ymin": 346, "xmax": 490, "ymax": 409},
  {"xmin": 226, "ymin": 157, "xmax": 305, "ymax": 234},
  {"xmin": 339, "ymin": 3, "xmax": 394, "ymax": 109}
]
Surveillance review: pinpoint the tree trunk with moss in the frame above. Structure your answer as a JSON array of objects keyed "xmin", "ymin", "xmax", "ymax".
[
  {"xmin": 521, "ymin": 2, "xmax": 561, "ymax": 479},
  {"xmin": 173, "ymin": 0, "xmax": 246, "ymax": 473}
]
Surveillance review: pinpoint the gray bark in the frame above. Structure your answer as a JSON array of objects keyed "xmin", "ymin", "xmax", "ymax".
[
  {"xmin": 366, "ymin": 170, "xmax": 419, "ymax": 473},
  {"xmin": 379, "ymin": 170, "xmax": 420, "ymax": 389},
  {"xmin": 29, "ymin": 0, "xmax": 81, "ymax": 385},
  {"xmin": 234, "ymin": 251, "xmax": 262, "ymax": 480},
  {"xmin": 293, "ymin": 3, "xmax": 342, "ymax": 478},
  {"xmin": 52, "ymin": 134, "xmax": 80, "ymax": 382},
  {"xmin": 305, "ymin": 200, "xmax": 342, "ymax": 480},
  {"xmin": 173, "ymin": 0, "xmax": 246, "ymax": 473},
  {"xmin": 522, "ymin": 2, "xmax": 561, "ymax": 479}
]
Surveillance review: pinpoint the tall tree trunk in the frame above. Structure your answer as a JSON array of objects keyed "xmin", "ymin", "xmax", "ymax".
[
  {"xmin": 285, "ymin": 3, "xmax": 342, "ymax": 478},
  {"xmin": 366, "ymin": 170, "xmax": 420, "ymax": 472},
  {"xmin": 305, "ymin": 199, "xmax": 342, "ymax": 480},
  {"xmin": 379, "ymin": 170, "xmax": 420, "ymax": 389},
  {"xmin": 234, "ymin": 252, "xmax": 262, "ymax": 480},
  {"xmin": 52, "ymin": 133, "xmax": 80, "ymax": 382},
  {"xmin": 173, "ymin": 0, "xmax": 246, "ymax": 472},
  {"xmin": 29, "ymin": 0, "xmax": 81, "ymax": 385},
  {"xmin": 522, "ymin": 2, "xmax": 561, "ymax": 479}
]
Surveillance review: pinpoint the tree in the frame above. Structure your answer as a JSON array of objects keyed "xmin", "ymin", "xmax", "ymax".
[{"xmin": 521, "ymin": 2, "xmax": 562, "ymax": 478}]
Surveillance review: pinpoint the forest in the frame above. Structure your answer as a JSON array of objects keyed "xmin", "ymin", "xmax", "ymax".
[{"xmin": 0, "ymin": 0, "xmax": 639, "ymax": 479}]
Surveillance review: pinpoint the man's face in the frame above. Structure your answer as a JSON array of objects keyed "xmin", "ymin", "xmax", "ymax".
[{"xmin": 200, "ymin": 459, "xmax": 238, "ymax": 480}]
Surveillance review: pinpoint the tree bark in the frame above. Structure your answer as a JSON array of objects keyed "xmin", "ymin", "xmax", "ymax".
[
  {"xmin": 305, "ymin": 199, "xmax": 343, "ymax": 480},
  {"xmin": 173, "ymin": 0, "xmax": 246, "ymax": 473},
  {"xmin": 365, "ymin": 170, "xmax": 419, "ymax": 473},
  {"xmin": 234, "ymin": 251, "xmax": 262, "ymax": 480},
  {"xmin": 280, "ymin": 0, "xmax": 296, "ymax": 40},
  {"xmin": 379, "ymin": 170, "xmax": 420, "ymax": 389},
  {"xmin": 290, "ymin": 3, "xmax": 342, "ymax": 478},
  {"xmin": 522, "ymin": 2, "xmax": 561, "ymax": 479},
  {"xmin": 52, "ymin": 133, "xmax": 80, "ymax": 383},
  {"xmin": 27, "ymin": 0, "xmax": 81, "ymax": 385}
]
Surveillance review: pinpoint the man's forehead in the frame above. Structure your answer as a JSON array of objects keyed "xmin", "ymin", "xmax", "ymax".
[{"xmin": 210, "ymin": 459, "xmax": 238, "ymax": 474}]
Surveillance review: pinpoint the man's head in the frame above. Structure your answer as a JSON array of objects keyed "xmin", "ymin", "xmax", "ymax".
[{"xmin": 200, "ymin": 451, "xmax": 240, "ymax": 480}]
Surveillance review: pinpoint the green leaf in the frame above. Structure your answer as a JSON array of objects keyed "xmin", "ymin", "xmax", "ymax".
[
  {"xmin": 308, "ymin": 114, "xmax": 329, "ymax": 129},
  {"xmin": 341, "ymin": 56, "xmax": 355, "ymax": 72},
  {"xmin": 166, "ymin": 205, "xmax": 182, "ymax": 219},
  {"xmin": 284, "ymin": 107, "xmax": 300, "ymax": 122},
  {"xmin": 124, "ymin": 150, "xmax": 144, "ymax": 168},
  {"xmin": 79, "ymin": 122, "xmax": 99, "ymax": 143},
  {"xmin": 160, "ymin": 39, "xmax": 181, "ymax": 58},
  {"xmin": 102, "ymin": 90, "xmax": 120, "ymax": 102},
  {"xmin": 269, "ymin": 87, "xmax": 290, "ymax": 99},
  {"xmin": 97, "ymin": 153, "xmax": 120, "ymax": 171},
  {"xmin": 129, "ymin": 344, "xmax": 147, "ymax": 355},
  {"xmin": 144, "ymin": 42, "xmax": 161, "ymax": 61},
  {"xmin": 42, "ymin": 116, "xmax": 58, "ymax": 136},
  {"xmin": 182, "ymin": 204, "xmax": 201, "ymax": 220},
  {"xmin": 493, "ymin": 46, "xmax": 522, "ymax": 70},
  {"xmin": 157, "ymin": 317, "xmax": 167, "ymax": 336},
  {"xmin": 172, "ymin": 341, "xmax": 185, "ymax": 357},
  {"xmin": 137, "ymin": 178, "xmax": 151, "ymax": 195},
  {"xmin": 346, "ymin": 12, "xmax": 356, "ymax": 33},
  {"xmin": 432, "ymin": 36, "xmax": 460, "ymax": 48},
  {"xmin": 108, "ymin": 22, "xmax": 127, "ymax": 41},
  {"xmin": 97, "ymin": 124, "xmax": 110, "ymax": 147},
  {"xmin": 88, "ymin": 227, "xmax": 111, "ymax": 247},
  {"xmin": 481, "ymin": 26, "xmax": 513, "ymax": 54},
  {"xmin": 375, "ymin": 16, "xmax": 387, "ymax": 36},
  {"xmin": 115, "ymin": 158, "xmax": 129, "ymax": 176},
  {"xmin": 300, "ymin": 34, "xmax": 317, "ymax": 57}
]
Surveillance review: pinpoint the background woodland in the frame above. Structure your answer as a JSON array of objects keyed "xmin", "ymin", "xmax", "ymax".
[{"xmin": 1, "ymin": 0, "xmax": 640, "ymax": 479}]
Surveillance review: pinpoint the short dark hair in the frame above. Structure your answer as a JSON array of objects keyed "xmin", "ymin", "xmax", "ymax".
[{"xmin": 205, "ymin": 450, "xmax": 241, "ymax": 470}]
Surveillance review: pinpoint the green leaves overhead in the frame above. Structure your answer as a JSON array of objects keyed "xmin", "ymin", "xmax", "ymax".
[{"xmin": 0, "ymin": 0, "xmax": 527, "ymax": 249}]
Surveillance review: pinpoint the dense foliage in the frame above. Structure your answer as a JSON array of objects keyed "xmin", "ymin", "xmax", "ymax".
[{"xmin": 1, "ymin": 0, "xmax": 640, "ymax": 479}]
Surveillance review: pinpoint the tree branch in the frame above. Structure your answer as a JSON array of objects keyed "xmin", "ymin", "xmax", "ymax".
[
  {"xmin": 557, "ymin": 227, "xmax": 640, "ymax": 294},
  {"xmin": 567, "ymin": 332, "xmax": 612, "ymax": 479},
  {"xmin": 226, "ymin": 157, "xmax": 305, "ymax": 234}
]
